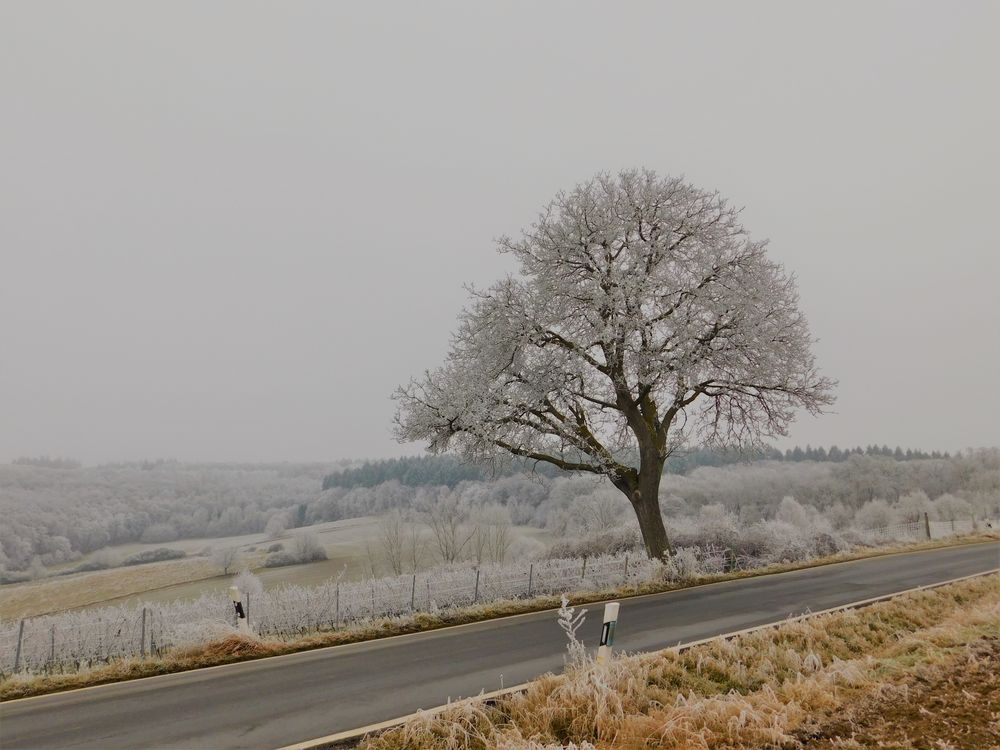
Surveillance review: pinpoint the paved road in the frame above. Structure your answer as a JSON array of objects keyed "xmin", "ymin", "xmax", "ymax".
[{"xmin": 2, "ymin": 543, "xmax": 997, "ymax": 750}]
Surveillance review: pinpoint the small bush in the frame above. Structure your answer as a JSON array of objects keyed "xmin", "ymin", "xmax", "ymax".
[
  {"xmin": 0, "ymin": 569, "xmax": 35, "ymax": 584},
  {"xmin": 262, "ymin": 551, "xmax": 298, "ymax": 568},
  {"xmin": 68, "ymin": 561, "xmax": 106, "ymax": 573},
  {"xmin": 121, "ymin": 548, "xmax": 186, "ymax": 566},
  {"xmin": 291, "ymin": 532, "xmax": 328, "ymax": 563},
  {"xmin": 266, "ymin": 542, "xmax": 284, "ymax": 553}
]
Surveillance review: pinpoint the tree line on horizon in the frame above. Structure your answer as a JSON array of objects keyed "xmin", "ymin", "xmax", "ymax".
[{"xmin": 321, "ymin": 444, "xmax": 952, "ymax": 490}]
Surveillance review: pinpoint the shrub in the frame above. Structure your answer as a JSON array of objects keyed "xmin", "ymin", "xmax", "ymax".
[
  {"xmin": 261, "ymin": 551, "xmax": 298, "ymax": 568},
  {"xmin": 262, "ymin": 534, "xmax": 328, "ymax": 567},
  {"xmin": 291, "ymin": 532, "xmax": 328, "ymax": 563},
  {"xmin": 121, "ymin": 548, "xmax": 185, "ymax": 566},
  {"xmin": 233, "ymin": 569, "xmax": 263, "ymax": 595},
  {"xmin": 0, "ymin": 569, "xmax": 35, "ymax": 584}
]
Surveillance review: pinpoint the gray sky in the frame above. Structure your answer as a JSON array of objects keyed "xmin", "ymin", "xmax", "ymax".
[{"xmin": 2, "ymin": 1, "xmax": 998, "ymax": 465}]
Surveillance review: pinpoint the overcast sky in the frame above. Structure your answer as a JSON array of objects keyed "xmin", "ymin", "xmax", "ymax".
[{"xmin": 1, "ymin": 2, "xmax": 997, "ymax": 465}]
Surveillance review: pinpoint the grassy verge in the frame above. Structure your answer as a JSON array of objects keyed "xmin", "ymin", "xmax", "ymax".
[
  {"xmin": 358, "ymin": 573, "xmax": 1000, "ymax": 750},
  {"xmin": 2, "ymin": 533, "xmax": 996, "ymax": 702}
]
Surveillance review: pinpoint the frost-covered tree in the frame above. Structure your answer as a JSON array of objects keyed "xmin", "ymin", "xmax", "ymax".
[
  {"xmin": 264, "ymin": 513, "xmax": 287, "ymax": 540},
  {"xmin": 395, "ymin": 169, "xmax": 835, "ymax": 558},
  {"xmin": 233, "ymin": 569, "xmax": 263, "ymax": 596},
  {"xmin": 775, "ymin": 496, "xmax": 810, "ymax": 530},
  {"xmin": 377, "ymin": 510, "xmax": 407, "ymax": 575},
  {"xmin": 213, "ymin": 547, "xmax": 240, "ymax": 576}
]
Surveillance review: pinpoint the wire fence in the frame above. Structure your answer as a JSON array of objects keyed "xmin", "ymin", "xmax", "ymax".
[
  {"xmin": 0, "ymin": 516, "xmax": 988, "ymax": 677},
  {"xmin": 853, "ymin": 517, "xmax": 977, "ymax": 544}
]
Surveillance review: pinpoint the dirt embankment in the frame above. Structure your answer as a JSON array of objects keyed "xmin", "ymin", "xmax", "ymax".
[{"xmin": 801, "ymin": 636, "xmax": 1000, "ymax": 750}]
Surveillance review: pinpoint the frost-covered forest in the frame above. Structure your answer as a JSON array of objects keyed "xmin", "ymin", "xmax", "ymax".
[{"xmin": 1, "ymin": 448, "xmax": 996, "ymax": 577}]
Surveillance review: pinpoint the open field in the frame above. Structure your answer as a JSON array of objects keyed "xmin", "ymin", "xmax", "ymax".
[
  {"xmin": 0, "ymin": 518, "xmax": 555, "ymax": 620},
  {"xmin": 0, "ymin": 558, "xmax": 218, "ymax": 621},
  {"xmin": 359, "ymin": 572, "xmax": 1000, "ymax": 750}
]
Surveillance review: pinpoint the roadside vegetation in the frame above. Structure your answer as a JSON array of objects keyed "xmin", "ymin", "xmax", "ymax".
[
  {"xmin": 358, "ymin": 573, "xmax": 1000, "ymax": 750},
  {"xmin": 1, "ymin": 534, "xmax": 994, "ymax": 701}
]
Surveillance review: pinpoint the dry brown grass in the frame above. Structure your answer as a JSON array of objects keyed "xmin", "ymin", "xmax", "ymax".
[
  {"xmin": 2, "ymin": 534, "xmax": 996, "ymax": 703},
  {"xmin": 359, "ymin": 573, "xmax": 1000, "ymax": 750}
]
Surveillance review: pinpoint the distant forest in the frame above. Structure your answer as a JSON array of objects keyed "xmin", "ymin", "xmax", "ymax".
[
  {"xmin": 1, "ymin": 445, "xmax": 990, "ymax": 579},
  {"xmin": 321, "ymin": 445, "xmax": 950, "ymax": 490}
]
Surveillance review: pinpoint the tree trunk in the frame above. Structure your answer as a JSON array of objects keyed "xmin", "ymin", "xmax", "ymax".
[{"xmin": 618, "ymin": 459, "xmax": 673, "ymax": 559}]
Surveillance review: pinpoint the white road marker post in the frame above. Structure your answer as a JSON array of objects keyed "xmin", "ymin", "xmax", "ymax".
[
  {"xmin": 596, "ymin": 602, "xmax": 619, "ymax": 666},
  {"xmin": 229, "ymin": 586, "xmax": 250, "ymax": 634}
]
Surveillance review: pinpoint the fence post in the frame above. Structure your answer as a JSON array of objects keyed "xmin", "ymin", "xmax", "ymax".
[
  {"xmin": 972, "ymin": 513, "xmax": 978, "ymax": 531},
  {"xmin": 581, "ymin": 555, "xmax": 587, "ymax": 581},
  {"xmin": 623, "ymin": 554, "xmax": 629, "ymax": 583},
  {"xmin": 951, "ymin": 518, "xmax": 956, "ymax": 533},
  {"xmin": 924, "ymin": 512, "xmax": 931, "ymax": 540},
  {"xmin": 410, "ymin": 574, "xmax": 417, "ymax": 611},
  {"xmin": 229, "ymin": 586, "xmax": 249, "ymax": 633},
  {"xmin": 724, "ymin": 548, "xmax": 736, "ymax": 573},
  {"xmin": 140, "ymin": 607, "xmax": 147, "ymax": 658},
  {"xmin": 14, "ymin": 619, "xmax": 25, "ymax": 672},
  {"xmin": 527, "ymin": 563, "xmax": 534, "ymax": 597},
  {"xmin": 50, "ymin": 624, "xmax": 56, "ymax": 669},
  {"xmin": 473, "ymin": 568, "xmax": 481, "ymax": 603},
  {"xmin": 335, "ymin": 584, "xmax": 340, "ymax": 628}
]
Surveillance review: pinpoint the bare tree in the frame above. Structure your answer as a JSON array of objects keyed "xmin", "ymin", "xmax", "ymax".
[
  {"xmin": 396, "ymin": 169, "xmax": 835, "ymax": 558},
  {"xmin": 377, "ymin": 511, "xmax": 406, "ymax": 575},
  {"xmin": 470, "ymin": 521, "xmax": 489, "ymax": 566},
  {"xmin": 468, "ymin": 505, "xmax": 513, "ymax": 565},
  {"xmin": 423, "ymin": 493, "xmax": 473, "ymax": 564},
  {"xmin": 404, "ymin": 522, "xmax": 426, "ymax": 573},
  {"xmin": 363, "ymin": 540, "xmax": 379, "ymax": 578},
  {"xmin": 213, "ymin": 547, "xmax": 239, "ymax": 576},
  {"xmin": 485, "ymin": 507, "xmax": 512, "ymax": 564},
  {"xmin": 570, "ymin": 490, "xmax": 627, "ymax": 535}
]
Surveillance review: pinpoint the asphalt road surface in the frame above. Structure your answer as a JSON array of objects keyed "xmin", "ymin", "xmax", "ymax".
[{"xmin": 2, "ymin": 542, "xmax": 997, "ymax": 750}]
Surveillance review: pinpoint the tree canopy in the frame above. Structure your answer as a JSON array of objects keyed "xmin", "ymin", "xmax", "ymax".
[{"xmin": 395, "ymin": 169, "xmax": 836, "ymax": 557}]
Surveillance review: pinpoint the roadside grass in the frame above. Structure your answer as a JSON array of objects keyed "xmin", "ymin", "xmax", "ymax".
[
  {"xmin": 358, "ymin": 573, "xmax": 1000, "ymax": 750},
  {"xmin": 1, "ymin": 533, "xmax": 996, "ymax": 702}
]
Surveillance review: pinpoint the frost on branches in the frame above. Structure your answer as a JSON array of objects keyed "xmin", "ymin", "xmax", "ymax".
[{"xmin": 395, "ymin": 169, "xmax": 835, "ymax": 558}]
